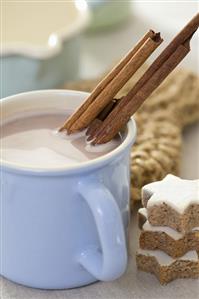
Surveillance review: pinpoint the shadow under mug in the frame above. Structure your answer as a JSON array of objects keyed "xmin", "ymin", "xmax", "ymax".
[{"xmin": 0, "ymin": 90, "xmax": 136, "ymax": 289}]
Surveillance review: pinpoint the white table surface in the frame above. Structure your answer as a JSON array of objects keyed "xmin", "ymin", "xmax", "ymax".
[{"xmin": 1, "ymin": 2, "xmax": 199, "ymax": 298}]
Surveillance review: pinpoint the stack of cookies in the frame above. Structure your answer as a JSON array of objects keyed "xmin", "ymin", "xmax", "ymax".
[{"xmin": 136, "ymin": 174, "xmax": 199, "ymax": 284}]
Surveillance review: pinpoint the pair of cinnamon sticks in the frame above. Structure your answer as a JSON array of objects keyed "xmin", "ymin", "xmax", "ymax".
[
  {"xmin": 61, "ymin": 30, "xmax": 162, "ymax": 132},
  {"xmin": 60, "ymin": 13, "xmax": 199, "ymax": 144}
]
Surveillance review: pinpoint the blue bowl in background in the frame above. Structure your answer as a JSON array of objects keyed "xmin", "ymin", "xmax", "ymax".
[{"xmin": 1, "ymin": 1, "xmax": 90, "ymax": 98}]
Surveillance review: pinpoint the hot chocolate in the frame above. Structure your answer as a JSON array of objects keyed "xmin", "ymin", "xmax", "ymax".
[{"xmin": 0, "ymin": 111, "xmax": 122, "ymax": 168}]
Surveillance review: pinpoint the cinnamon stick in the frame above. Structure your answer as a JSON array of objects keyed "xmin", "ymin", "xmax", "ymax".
[
  {"xmin": 120, "ymin": 12, "xmax": 199, "ymax": 106},
  {"xmin": 92, "ymin": 39, "xmax": 191, "ymax": 144},
  {"xmin": 86, "ymin": 119, "xmax": 102, "ymax": 138},
  {"xmin": 69, "ymin": 33, "xmax": 162, "ymax": 132},
  {"xmin": 91, "ymin": 13, "xmax": 199, "ymax": 144},
  {"xmin": 60, "ymin": 30, "xmax": 162, "ymax": 132},
  {"xmin": 86, "ymin": 99, "xmax": 119, "ymax": 139}
]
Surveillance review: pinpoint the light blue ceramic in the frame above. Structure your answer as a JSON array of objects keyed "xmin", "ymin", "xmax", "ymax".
[
  {"xmin": 1, "ymin": 38, "xmax": 81, "ymax": 99},
  {"xmin": 87, "ymin": 1, "xmax": 132, "ymax": 32},
  {"xmin": 0, "ymin": 90, "xmax": 136, "ymax": 289},
  {"xmin": 1, "ymin": 1, "xmax": 90, "ymax": 98}
]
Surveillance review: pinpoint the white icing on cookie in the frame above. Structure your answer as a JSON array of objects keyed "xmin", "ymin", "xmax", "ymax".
[
  {"xmin": 138, "ymin": 207, "xmax": 148, "ymax": 218},
  {"xmin": 142, "ymin": 174, "xmax": 199, "ymax": 214},
  {"xmin": 139, "ymin": 208, "xmax": 199, "ymax": 239},
  {"xmin": 137, "ymin": 249, "xmax": 198, "ymax": 265},
  {"xmin": 143, "ymin": 221, "xmax": 183, "ymax": 240}
]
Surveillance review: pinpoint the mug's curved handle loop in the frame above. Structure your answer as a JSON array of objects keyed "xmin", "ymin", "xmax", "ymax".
[{"xmin": 78, "ymin": 180, "xmax": 127, "ymax": 281}]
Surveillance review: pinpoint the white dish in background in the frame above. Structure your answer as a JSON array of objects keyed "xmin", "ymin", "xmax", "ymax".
[
  {"xmin": 134, "ymin": 2, "xmax": 198, "ymax": 32},
  {"xmin": 1, "ymin": 0, "xmax": 90, "ymax": 98}
]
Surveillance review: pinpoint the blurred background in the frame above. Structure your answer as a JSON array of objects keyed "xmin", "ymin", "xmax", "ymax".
[
  {"xmin": 81, "ymin": 1, "xmax": 199, "ymax": 78},
  {"xmin": 1, "ymin": 0, "xmax": 198, "ymax": 98}
]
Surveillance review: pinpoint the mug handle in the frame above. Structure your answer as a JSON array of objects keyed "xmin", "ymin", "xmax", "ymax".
[{"xmin": 77, "ymin": 180, "xmax": 127, "ymax": 281}]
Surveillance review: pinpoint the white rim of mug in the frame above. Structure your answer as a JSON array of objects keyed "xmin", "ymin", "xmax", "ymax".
[
  {"xmin": 0, "ymin": 90, "xmax": 137, "ymax": 175},
  {"xmin": 1, "ymin": 1, "xmax": 91, "ymax": 59}
]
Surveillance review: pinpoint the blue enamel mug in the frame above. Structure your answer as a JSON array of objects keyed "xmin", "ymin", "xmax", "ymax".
[{"xmin": 0, "ymin": 90, "xmax": 136, "ymax": 289}]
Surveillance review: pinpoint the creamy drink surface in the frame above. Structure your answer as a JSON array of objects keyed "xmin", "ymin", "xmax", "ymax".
[{"xmin": 0, "ymin": 112, "xmax": 122, "ymax": 168}]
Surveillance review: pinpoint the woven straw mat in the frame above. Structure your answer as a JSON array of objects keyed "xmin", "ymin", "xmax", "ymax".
[{"xmin": 63, "ymin": 66, "xmax": 199, "ymax": 205}]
